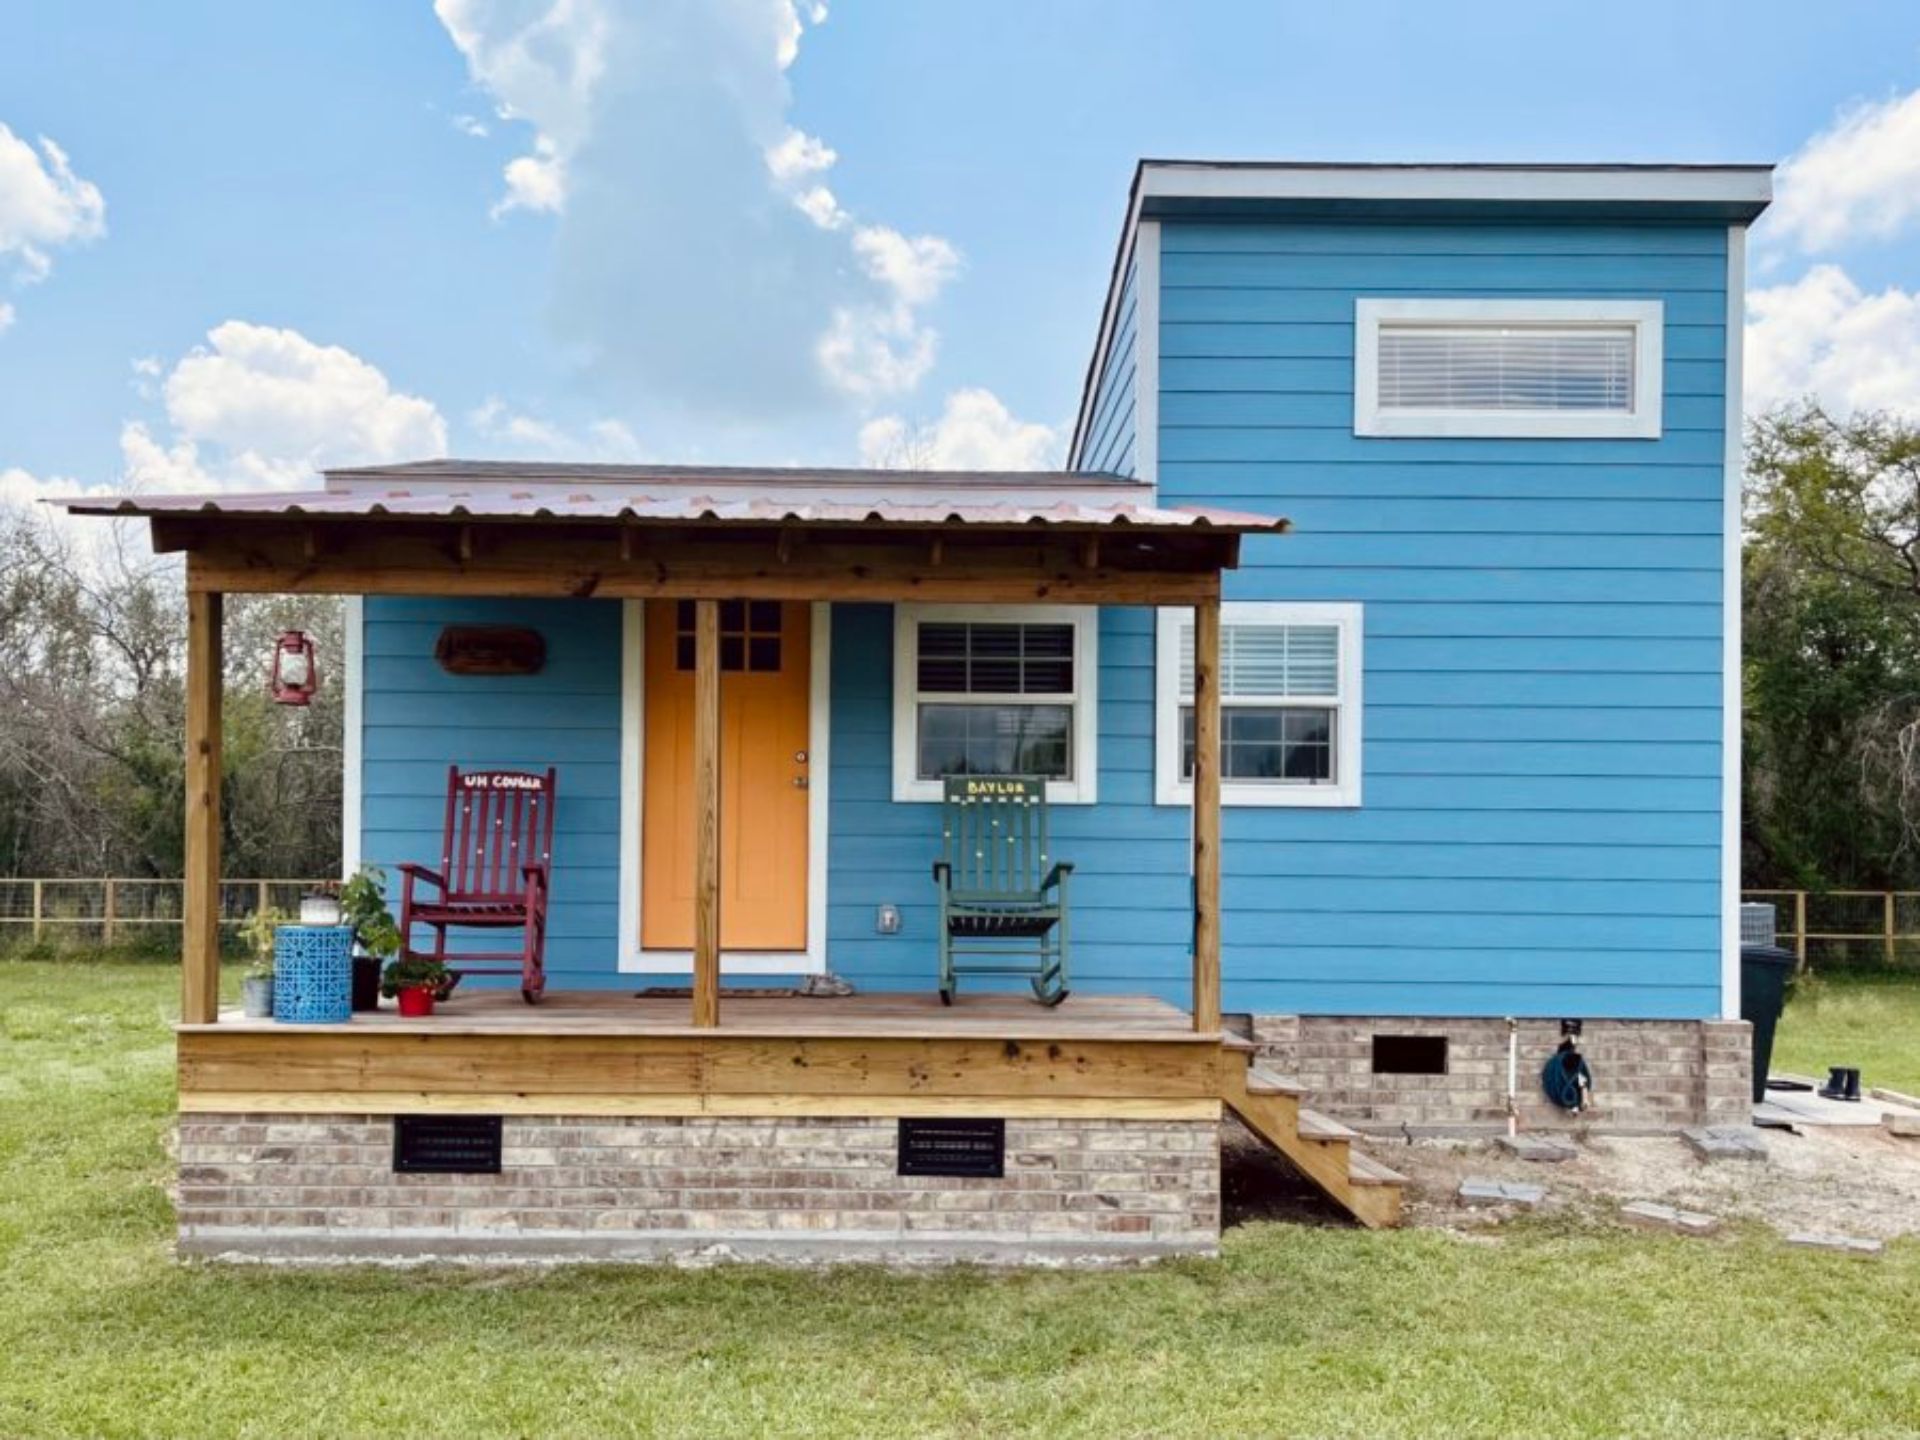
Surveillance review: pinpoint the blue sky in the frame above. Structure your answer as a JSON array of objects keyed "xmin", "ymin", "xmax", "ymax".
[{"xmin": 3, "ymin": 0, "xmax": 1920, "ymax": 505}]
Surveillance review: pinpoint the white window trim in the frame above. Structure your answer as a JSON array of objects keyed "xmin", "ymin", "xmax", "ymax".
[
  {"xmin": 1354, "ymin": 298, "xmax": 1663, "ymax": 440},
  {"xmin": 892, "ymin": 603, "xmax": 1099, "ymax": 805},
  {"xmin": 1154, "ymin": 602, "xmax": 1363, "ymax": 809}
]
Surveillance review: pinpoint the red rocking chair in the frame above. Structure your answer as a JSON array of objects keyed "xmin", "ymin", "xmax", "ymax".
[{"xmin": 398, "ymin": 766, "xmax": 558, "ymax": 1003}]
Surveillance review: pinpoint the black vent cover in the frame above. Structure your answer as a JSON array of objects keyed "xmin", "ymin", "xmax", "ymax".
[
  {"xmin": 898, "ymin": 1118, "xmax": 1005, "ymax": 1178},
  {"xmin": 393, "ymin": 1114, "xmax": 503, "ymax": 1174}
]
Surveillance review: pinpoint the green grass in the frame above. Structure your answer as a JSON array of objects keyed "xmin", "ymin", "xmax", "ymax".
[
  {"xmin": 1773, "ymin": 970, "xmax": 1920, "ymax": 1096},
  {"xmin": 2, "ymin": 962, "xmax": 1918, "ymax": 1439}
]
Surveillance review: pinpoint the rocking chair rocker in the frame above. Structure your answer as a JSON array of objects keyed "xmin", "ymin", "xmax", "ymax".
[{"xmin": 397, "ymin": 765, "xmax": 557, "ymax": 1003}]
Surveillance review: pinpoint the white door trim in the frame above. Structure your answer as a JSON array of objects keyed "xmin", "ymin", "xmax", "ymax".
[{"xmin": 617, "ymin": 599, "xmax": 831, "ymax": 976}]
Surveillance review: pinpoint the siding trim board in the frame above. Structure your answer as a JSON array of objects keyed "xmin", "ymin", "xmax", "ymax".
[
  {"xmin": 616, "ymin": 600, "xmax": 833, "ymax": 977},
  {"xmin": 1720, "ymin": 225, "xmax": 1746, "ymax": 1020}
]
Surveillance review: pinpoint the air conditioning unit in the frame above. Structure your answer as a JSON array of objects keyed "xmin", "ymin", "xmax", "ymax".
[{"xmin": 1740, "ymin": 902, "xmax": 1777, "ymax": 949}]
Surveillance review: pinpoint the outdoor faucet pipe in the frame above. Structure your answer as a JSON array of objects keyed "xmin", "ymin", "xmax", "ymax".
[{"xmin": 1506, "ymin": 1017, "xmax": 1519, "ymax": 1137}]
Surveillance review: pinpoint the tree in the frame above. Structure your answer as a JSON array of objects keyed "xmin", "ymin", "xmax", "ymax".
[{"xmin": 1745, "ymin": 404, "xmax": 1920, "ymax": 887}]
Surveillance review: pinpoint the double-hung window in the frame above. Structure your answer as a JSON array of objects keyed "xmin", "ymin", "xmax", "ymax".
[
  {"xmin": 1354, "ymin": 298, "xmax": 1663, "ymax": 439},
  {"xmin": 893, "ymin": 604, "xmax": 1099, "ymax": 803},
  {"xmin": 1155, "ymin": 602, "xmax": 1362, "ymax": 808}
]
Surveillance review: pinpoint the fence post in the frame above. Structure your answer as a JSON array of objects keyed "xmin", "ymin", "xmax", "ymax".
[
  {"xmin": 257, "ymin": 879, "xmax": 269, "ymax": 921},
  {"xmin": 1794, "ymin": 890, "xmax": 1808, "ymax": 973},
  {"xmin": 103, "ymin": 879, "xmax": 116, "ymax": 948},
  {"xmin": 31, "ymin": 880, "xmax": 42, "ymax": 943},
  {"xmin": 1886, "ymin": 892, "xmax": 1898, "ymax": 967}
]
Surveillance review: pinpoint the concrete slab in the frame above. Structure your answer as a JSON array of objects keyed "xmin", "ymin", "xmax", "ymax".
[
  {"xmin": 1620, "ymin": 1200, "xmax": 1719, "ymax": 1235},
  {"xmin": 1497, "ymin": 1134, "xmax": 1578, "ymax": 1163},
  {"xmin": 1784, "ymin": 1231, "xmax": 1885, "ymax": 1257},
  {"xmin": 1683, "ymin": 1126, "xmax": 1770, "ymax": 1162},
  {"xmin": 1886, "ymin": 1114, "xmax": 1920, "ymax": 1139},
  {"xmin": 1759, "ymin": 1091, "xmax": 1899, "ymax": 1129},
  {"xmin": 1459, "ymin": 1178, "xmax": 1546, "ymax": 1207}
]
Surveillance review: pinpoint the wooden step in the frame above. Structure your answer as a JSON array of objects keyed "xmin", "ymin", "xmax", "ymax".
[
  {"xmin": 1347, "ymin": 1149, "xmax": 1408, "ymax": 1187},
  {"xmin": 1244, "ymin": 1064, "xmax": 1307, "ymax": 1098},
  {"xmin": 1296, "ymin": 1107, "xmax": 1361, "ymax": 1143}
]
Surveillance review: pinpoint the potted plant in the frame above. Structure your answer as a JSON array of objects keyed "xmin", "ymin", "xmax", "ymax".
[
  {"xmin": 338, "ymin": 865, "xmax": 401, "ymax": 1011},
  {"xmin": 237, "ymin": 905, "xmax": 289, "ymax": 1018},
  {"xmin": 381, "ymin": 955, "xmax": 451, "ymax": 1017}
]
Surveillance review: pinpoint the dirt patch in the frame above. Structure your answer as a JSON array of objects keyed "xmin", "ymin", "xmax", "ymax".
[
  {"xmin": 1220, "ymin": 1119, "xmax": 1352, "ymax": 1228},
  {"xmin": 1364, "ymin": 1124, "xmax": 1920, "ymax": 1240}
]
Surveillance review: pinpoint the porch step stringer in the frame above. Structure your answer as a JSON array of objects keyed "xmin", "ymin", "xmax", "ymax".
[{"xmin": 1219, "ymin": 1045, "xmax": 1406, "ymax": 1229}]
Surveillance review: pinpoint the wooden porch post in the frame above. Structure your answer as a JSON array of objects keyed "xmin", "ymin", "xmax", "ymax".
[
  {"xmin": 691, "ymin": 598, "xmax": 722, "ymax": 1027},
  {"xmin": 1192, "ymin": 596, "xmax": 1222, "ymax": 1033},
  {"xmin": 182, "ymin": 590, "xmax": 223, "ymax": 1024}
]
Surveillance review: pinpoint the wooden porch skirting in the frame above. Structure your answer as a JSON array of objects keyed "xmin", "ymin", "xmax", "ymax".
[{"xmin": 176, "ymin": 990, "xmax": 1228, "ymax": 1120}]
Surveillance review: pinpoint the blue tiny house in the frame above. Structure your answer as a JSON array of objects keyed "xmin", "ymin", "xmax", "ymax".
[{"xmin": 75, "ymin": 161, "xmax": 1775, "ymax": 1263}]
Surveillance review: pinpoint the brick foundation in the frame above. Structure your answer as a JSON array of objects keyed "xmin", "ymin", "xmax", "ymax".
[
  {"xmin": 176, "ymin": 1113, "xmax": 1220, "ymax": 1265},
  {"xmin": 1250, "ymin": 1016, "xmax": 1751, "ymax": 1134}
]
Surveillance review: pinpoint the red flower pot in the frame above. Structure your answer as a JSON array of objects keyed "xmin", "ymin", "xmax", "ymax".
[{"xmin": 396, "ymin": 985, "xmax": 436, "ymax": 1018}]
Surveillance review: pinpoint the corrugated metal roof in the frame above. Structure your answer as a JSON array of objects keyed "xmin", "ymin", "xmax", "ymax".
[
  {"xmin": 55, "ymin": 463, "xmax": 1289, "ymax": 535},
  {"xmin": 60, "ymin": 486, "xmax": 1285, "ymax": 532}
]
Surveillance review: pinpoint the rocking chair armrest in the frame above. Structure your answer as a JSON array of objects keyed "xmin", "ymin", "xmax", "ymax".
[
  {"xmin": 395, "ymin": 862, "xmax": 447, "ymax": 892},
  {"xmin": 1040, "ymin": 861, "xmax": 1074, "ymax": 893},
  {"xmin": 932, "ymin": 860, "xmax": 952, "ymax": 885},
  {"xmin": 521, "ymin": 864, "xmax": 549, "ymax": 893}
]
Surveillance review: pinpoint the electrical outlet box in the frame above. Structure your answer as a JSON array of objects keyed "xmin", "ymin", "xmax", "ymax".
[{"xmin": 876, "ymin": 903, "xmax": 901, "ymax": 934}]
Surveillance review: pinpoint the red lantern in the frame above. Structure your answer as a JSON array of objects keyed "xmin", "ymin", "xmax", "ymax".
[{"xmin": 270, "ymin": 630, "xmax": 319, "ymax": 706}]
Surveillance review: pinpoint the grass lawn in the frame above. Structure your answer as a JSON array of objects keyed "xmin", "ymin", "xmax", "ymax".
[
  {"xmin": 2, "ymin": 962, "xmax": 1917, "ymax": 1439},
  {"xmin": 1772, "ymin": 970, "xmax": 1920, "ymax": 1097}
]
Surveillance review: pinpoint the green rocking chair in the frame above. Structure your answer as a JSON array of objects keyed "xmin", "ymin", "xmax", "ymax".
[{"xmin": 932, "ymin": 775, "xmax": 1072, "ymax": 1006}]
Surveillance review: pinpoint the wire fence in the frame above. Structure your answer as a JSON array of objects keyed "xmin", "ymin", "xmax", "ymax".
[
  {"xmin": 0, "ymin": 879, "xmax": 328, "ymax": 951},
  {"xmin": 1741, "ymin": 889, "xmax": 1920, "ymax": 974}
]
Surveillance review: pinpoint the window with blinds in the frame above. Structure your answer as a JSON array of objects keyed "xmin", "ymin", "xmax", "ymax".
[
  {"xmin": 894, "ymin": 606, "xmax": 1100, "ymax": 803},
  {"xmin": 1377, "ymin": 325, "xmax": 1637, "ymax": 414},
  {"xmin": 1354, "ymin": 299, "xmax": 1663, "ymax": 439},
  {"xmin": 1156, "ymin": 603, "xmax": 1362, "ymax": 807}
]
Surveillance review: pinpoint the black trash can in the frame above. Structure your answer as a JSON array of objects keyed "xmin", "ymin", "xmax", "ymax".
[{"xmin": 1740, "ymin": 944, "xmax": 1796, "ymax": 1103}]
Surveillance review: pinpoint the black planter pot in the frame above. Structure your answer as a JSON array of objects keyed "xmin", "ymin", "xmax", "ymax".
[{"xmin": 351, "ymin": 953, "xmax": 383, "ymax": 1012}]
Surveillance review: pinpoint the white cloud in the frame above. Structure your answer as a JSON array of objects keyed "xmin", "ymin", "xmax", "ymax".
[
  {"xmin": 468, "ymin": 397, "xmax": 644, "ymax": 459},
  {"xmin": 452, "ymin": 113, "xmax": 491, "ymax": 139},
  {"xmin": 0, "ymin": 124, "xmax": 104, "ymax": 317},
  {"xmin": 122, "ymin": 321, "xmax": 447, "ymax": 489},
  {"xmin": 1747, "ymin": 264, "xmax": 1920, "ymax": 418},
  {"xmin": 0, "ymin": 301, "xmax": 12, "ymax": 334},
  {"xmin": 1771, "ymin": 86, "xmax": 1920, "ymax": 253},
  {"xmin": 433, "ymin": 0, "xmax": 955, "ymax": 414},
  {"xmin": 851, "ymin": 226, "xmax": 961, "ymax": 307},
  {"xmin": 765, "ymin": 127, "xmax": 835, "ymax": 183},
  {"xmin": 858, "ymin": 388, "xmax": 1060, "ymax": 470},
  {"xmin": 434, "ymin": 0, "xmax": 609, "ymax": 221}
]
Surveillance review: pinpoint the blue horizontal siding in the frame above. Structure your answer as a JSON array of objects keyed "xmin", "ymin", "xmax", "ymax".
[
  {"xmin": 1076, "ymin": 254, "xmax": 1138, "ymax": 474},
  {"xmin": 358, "ymin": 597, "xmax": 626, "ymax": 989},
  {"xmin": 1149, "ymin": 215, "xmax": 1730, "ymax": 1019}
]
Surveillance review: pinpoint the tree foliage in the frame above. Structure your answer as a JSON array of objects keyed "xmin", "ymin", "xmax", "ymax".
[
  {"xmin": 0, "ymin": 508, "xmax": 342, "ymax": 881},
  {"xmin": 1744, "ymin": 404, "xmax": 1920, "ymax": 888}
]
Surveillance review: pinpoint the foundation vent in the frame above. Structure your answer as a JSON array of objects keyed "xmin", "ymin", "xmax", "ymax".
[
  {"xmin": 897, "ymin": 1118, "xmax": 1005, "ymax": 1178},
  {"xmin": 1372, "ymin": 1034, "xmax": 1449, "ymax": 1076},
  {"xmin": 393, "ymin": 1114, "xmax": 504, "ymax": 1174}
]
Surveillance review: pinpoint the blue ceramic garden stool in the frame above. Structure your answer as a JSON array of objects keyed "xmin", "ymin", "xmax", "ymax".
[{"xmin": 273, "ymin": 924, "xmax": 355, "ymax": 1024}]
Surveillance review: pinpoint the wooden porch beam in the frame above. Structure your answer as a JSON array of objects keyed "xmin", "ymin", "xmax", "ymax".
[
  {"xmin": 691, "ymin": 598, "xmax": 721, "ymax": 1029},
  {"xmin": 173, "ymin": 524, "xmax": 1230, "ymax": 605},
  {"xmin": 182, "ymin": 591, "xmax": 223, "ymax": 1025},
  {"xmin": 1191, "ymin": 596, "xmax": 1222, "ymax": 1034}
]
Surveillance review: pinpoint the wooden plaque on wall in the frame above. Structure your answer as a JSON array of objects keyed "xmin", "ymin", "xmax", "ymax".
[{"xmin": 434, "ymin": 626, "xmax": 546, "ymax": 676}]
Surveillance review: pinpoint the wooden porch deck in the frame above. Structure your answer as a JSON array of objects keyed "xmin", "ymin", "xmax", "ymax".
[{"xmin": 185, "ymin": 988, "xmax": 1204, "ymax": 1041}]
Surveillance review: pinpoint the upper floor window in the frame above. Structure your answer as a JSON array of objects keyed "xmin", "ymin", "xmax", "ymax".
[
  {"xmin": 1155, "ymin": 602, "xmax": 1363, "ymax": 809},
  {"xmin": 1354, "ymin": 299, "xmax": 1663, "ymax": 440},
  {"xmin": 893, "ymin": 604, "xmax": 1099, "ymax": 804}
]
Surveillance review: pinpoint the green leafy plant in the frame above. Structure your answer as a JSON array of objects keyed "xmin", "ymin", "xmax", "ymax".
[
  {"xmin": 338, "ymin": 864, "xmax": 401, "ymax": 961},
  {"xmin": 237, "ymin": 905, "xmax": 290, "ymax": 980},
  {"xmin": 380, "ymin": 955, "xmax": 450, "ymax": 998}
]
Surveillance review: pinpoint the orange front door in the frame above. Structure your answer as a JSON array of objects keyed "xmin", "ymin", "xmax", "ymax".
[{"xmin": 641, "ymin": 600, "xmax": 811, "ymax": 951}]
